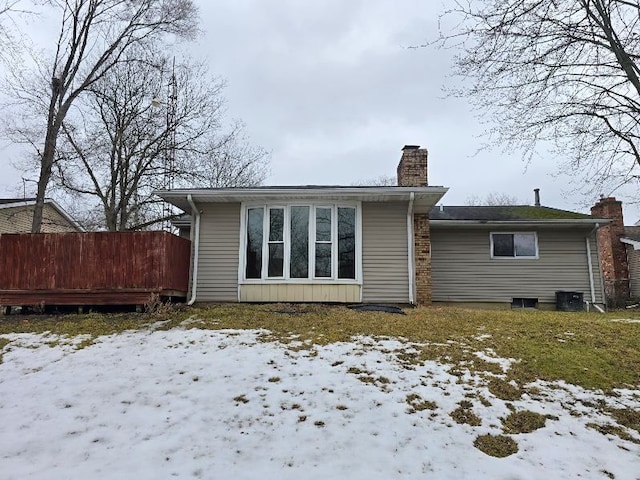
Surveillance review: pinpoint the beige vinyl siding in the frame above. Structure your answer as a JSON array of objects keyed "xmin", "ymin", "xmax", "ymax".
[
  {"xmin": 0, "ymin": 204, "xmax": 79, "ymax": 233},
  {"xmin": 240, "ymin": 284, "xmax": 360, "ymax": 302},
  {"xmin": 361, "ymin": 201, "xmax": 409, "ymax": 303},
  {"xmin": 195, "ymin": 203, "xmax": 241, "ymax": 302},
  {"xmin": 626, "ymin": 245, "xmax": 640, "ymax": 298},
  {"xmin": 431, "ymin": 227, "xmax": 604, "ymax": 305}
]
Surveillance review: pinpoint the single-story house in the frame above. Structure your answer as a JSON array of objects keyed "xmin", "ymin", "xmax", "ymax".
[
  {"xmin": 157, "ymin": 145, "xmax": 608, "ymax": 308},
  {"xmin": 0, "ymin": 198, "xmax": 84, "ymax": 233}
]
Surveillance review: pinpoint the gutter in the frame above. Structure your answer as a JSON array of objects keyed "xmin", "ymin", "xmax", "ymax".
[
  {"xmin": 407, "ymin": 192, "xmax": 415, "ymax": 304},
  {"xmin": 430, "ymin": 219, "xmax": 610, "ymax": 227},
  {"xmin": 585, "ymin": 223, "xmax": 605, "ymax": 313},
  {"xmin": 187, "ymin": 194, "xmax": 201, "ymax": 306}
]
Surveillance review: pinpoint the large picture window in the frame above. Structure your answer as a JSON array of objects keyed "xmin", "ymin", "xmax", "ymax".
[
  {"xmin": 243, "ymin": 204, "xmax": 359, "ymax": 282},
  {"xmin": 491, "ymin": 232, "xmax": 538, "ymax": 258}
]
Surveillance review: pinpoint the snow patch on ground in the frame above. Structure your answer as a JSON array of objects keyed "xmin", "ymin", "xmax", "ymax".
[
  {"xmin": 1, "ymin": 329, "xmax": 638, "ymax": 479},
  {"xmin": 610, "ymin": 318, "xmax": 640, "ymax": 324}
]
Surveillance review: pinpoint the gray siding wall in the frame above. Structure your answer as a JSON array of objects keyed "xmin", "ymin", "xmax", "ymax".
[
  {"xmin": 196, "ymin": 203, "xmax": 241, "ymax": 302},
  {"xmin": 361, "ymin": 201, "xmax": 409, "ymax": 303},
  {"xmin": 431, "ymin": 227, "xmax": 604, "ymax": 304},
  {"xmin": 626, "ymin": 245, "xmax": 640, "ymax": 298}
]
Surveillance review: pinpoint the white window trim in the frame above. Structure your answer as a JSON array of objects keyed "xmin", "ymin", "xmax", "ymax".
[
  {"xmin": 490, "ymin": 231, "xmax": 539, "ymax": 259},
  {"xmin": 238, "ymin": 201, "xmax": 362, "ymax": 285}
]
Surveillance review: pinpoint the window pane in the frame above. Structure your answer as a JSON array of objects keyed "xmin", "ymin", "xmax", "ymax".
[
  {"xmin": 315, "ymin": 243, "xmax": 332, "ymax": 277},
  {"xmin": 269, "ymin": 208, "xmax": 284, "ymax": 242},
  {"xmin": 290, "ymin": 206, "xmax": 309, "ymax": 278},
  {"xmin": 316, "ymin": 208, "xmax": 332, "ymax": 242},
  {"xmin": 338, "ymin": 207, "xmax": 356, "ymax": 279},
  {"xmin": 514, "ymin": 233, "xmax": 536, "ymax": 257},
  {"xmin": 268, "ymin": 243, "xmax": 284, "ymax": 277},
  {"xmin": 492, "ymin": 234, "xmax": 514, "ymax": 257},
  {"xmin": 246, "ymin": 208, "xmax": 263, "ymax": 278}
]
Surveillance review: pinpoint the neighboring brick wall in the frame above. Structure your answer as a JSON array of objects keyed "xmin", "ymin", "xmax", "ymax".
[
  {"xmin": 591, "ymin": 197, "xmax": 630, "ymax": 305},
  {"xmin": 397, "ymin": 145, "xmax": 432, "ymax": 305},
  {"xmin": 414, "ymin": 213, "xmax": 431, "ymax": 304}
]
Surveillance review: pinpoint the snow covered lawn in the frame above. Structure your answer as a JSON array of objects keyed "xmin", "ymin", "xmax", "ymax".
[{"xmin": 1, "ymin": 324, "xmax": 639, "ymax": 479}]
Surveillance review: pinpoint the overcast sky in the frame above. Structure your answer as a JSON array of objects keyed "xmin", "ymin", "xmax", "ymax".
[{"xmin": 2, "ymin": 0, "xmax": 639, "ymax": 221}]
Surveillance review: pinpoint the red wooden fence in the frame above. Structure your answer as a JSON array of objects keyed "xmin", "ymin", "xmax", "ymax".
[{"xmin": 0, "ymin": 231, "xmax": 191, "ymax": 307}]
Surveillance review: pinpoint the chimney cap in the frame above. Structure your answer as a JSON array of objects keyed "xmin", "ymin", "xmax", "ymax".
[{"xmin": 402, "ymin": 145, "xmax": 420, "ymax": 151}]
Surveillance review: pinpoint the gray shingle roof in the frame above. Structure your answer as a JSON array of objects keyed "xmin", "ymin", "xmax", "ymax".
[
  {"xmin": 623, "ymin": 226, "xmax": 640, "ymax": 242},
  {"xmin": 429, "ymin": 205, "xmax": 594, "ymax": 221},
  {"xmin": 0, "ymin": 198, "xmax": 37, "ymax": 205}
]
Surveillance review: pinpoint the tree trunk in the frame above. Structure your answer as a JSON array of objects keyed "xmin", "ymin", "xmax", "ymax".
[{"xmin": 31, "ymin": 130, "xmax": 57, "ymax": 233}]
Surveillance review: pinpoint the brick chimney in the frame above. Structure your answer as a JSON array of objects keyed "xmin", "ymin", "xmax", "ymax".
[
  {"xmin": 397, "ymin": 145, "xmax": 428, "ymax": 187},
  {"xmin": 397, "ymin": 145, "xmax": 431, "ymax": 305},
  {"xmin": 591, "ymin": 197, "xmax": 630, "ymax": 306}
]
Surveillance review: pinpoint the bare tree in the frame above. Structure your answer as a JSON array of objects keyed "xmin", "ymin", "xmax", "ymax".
[
  {"xmin": 4, "ymin": 0, "xmax": 198, "ymax": 232},
  {"xmin": 0, "ymin": 1, "xmax": 34, "ymax": 64},
  {"xmin": 436, "ymin": 0, "xmax": 640, "ymax": 200},
  {"xmin": 51, "ymin": 51, "xmax": 268, "ymax": 231},
  {"xmin": 465, "ymin": 193, "xmax": 522, "ymax": 206},
  {"xmin": 351, "ymin": 174, "xmax": 396, "ymax": 187}
]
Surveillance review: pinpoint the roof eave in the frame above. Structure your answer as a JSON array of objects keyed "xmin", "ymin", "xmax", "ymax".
[
  {"xmin": 430, "ymin": 218, "xmax": 609, "ymax": 227},
  {"xmin": 156, "ymin": 186, "xmax": 449, "ymax": 213}
]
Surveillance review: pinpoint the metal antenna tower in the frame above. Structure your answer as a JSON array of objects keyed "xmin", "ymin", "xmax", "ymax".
[{"xmin": 163, "ymin": 57, "xmax": 178, "ymax": 231}]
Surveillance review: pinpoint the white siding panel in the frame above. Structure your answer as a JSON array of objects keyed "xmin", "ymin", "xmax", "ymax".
[
  {"xmin": 196, "ymin": 203, "xmax": 241, "ymax": 302},
  {"xmin": 627, "ymin": 245, "xmax": 640, "ymax": 298},
  {"xmin": 361, "ymin": 202, "xmax": 409, "ymax": 303},
  {"xmin": 432, "ymin": 227, "xmax": 604, "ymax": 304},
  {"xmin": 240, "ymin": 284, "xmax": 360, "ymax": 302}
]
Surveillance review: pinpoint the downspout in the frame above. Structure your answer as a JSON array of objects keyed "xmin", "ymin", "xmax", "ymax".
[
  {"xmin": 586, "ymin": 223, "xmax": 605, "ymax": 313},
  {"xmin": 407, "ymin": 192, "xmax": 415, "ymax": 305},
  {"xmin": 187, "ymin": 194, "xmax": 201, "ymax": 306}
]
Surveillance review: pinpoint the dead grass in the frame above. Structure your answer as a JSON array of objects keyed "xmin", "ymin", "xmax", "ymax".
[
  {"xmin": 587, "ymin": 423, "xmax": 639, "ymax": 444},
  {"xmin": 406, "ymin": 393, "xmax": 438, "ymax": 412},
  {"xmin": 473, "ymin": 434, "xmax": 519, "ymax": 457},
  {"xmin": 2, "ymin": 304, "xmax": 640, "ymax": 393},
  {"xmin": 502, "ymin": 410, "xmax": 547, "ymax": 434},
  {"xmin": 608, "ymin": 408, "xmax": 640, "ymax": 434},
  {"xmin": 487, "ymin": 378, "xmax": 523, "ymax": 401},
  {"xmin": 0, "ymin": 337, "xmax": 9, "ymax": 363},
  {"xmin": 450, "ymin": 401, "xmax": 482, "ymax": 426}
]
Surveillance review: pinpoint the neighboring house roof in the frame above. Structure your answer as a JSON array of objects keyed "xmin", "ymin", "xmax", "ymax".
[
  {"xmin": 0, "ymin": 198, "xmax": 85, "ymax": 232},
  {"xmin": 430, "ymin": 205, "xmax": 608, "ymax": 227},
  {"xmin": 621, "ymin": 226, "xmax": 640, "ymax": 250},
  {"xmin": 157, "ymin": 185, "xmax": 449, "ymax": 214}
]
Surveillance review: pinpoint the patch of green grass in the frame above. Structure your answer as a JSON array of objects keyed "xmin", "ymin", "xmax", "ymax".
[
  {"xmin": 2, "ymin": 304, "xmax": 639, "ymax": 392},
  {"xmin": 474, "ymin": 434, "xmax": 519, "ymax": 457},
  {"xmin": 268, "ymin": 376, "xmax": 281, "ymax": 383},
  {"xmin": 502, "ymin": 410, "xmax": 547, "ymax": 434},
  {"xmin": 233, "ymin": 394, "xmax": 249, "ymax": 404}
]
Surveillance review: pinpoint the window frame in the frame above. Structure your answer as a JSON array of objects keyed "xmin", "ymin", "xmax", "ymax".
[
  {"xmin": 490, "ymin": 231, "xmax": 539, "ymax": 259},
  {"xmin": 239, "ymin": 201, "xmax": 362, "ymax": 284}
]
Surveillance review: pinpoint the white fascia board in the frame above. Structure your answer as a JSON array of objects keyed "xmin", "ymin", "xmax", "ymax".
[
  {"xmin": 430, "ymin": 219, "xmax": 609, "ymax": 228},
  {"xmin": 156, "ymin": 187, "xmax": 449, "ymax": 212},
  {"xmin": 620, "ymin": 237, "xmax": 640, "ymax": 250}
]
